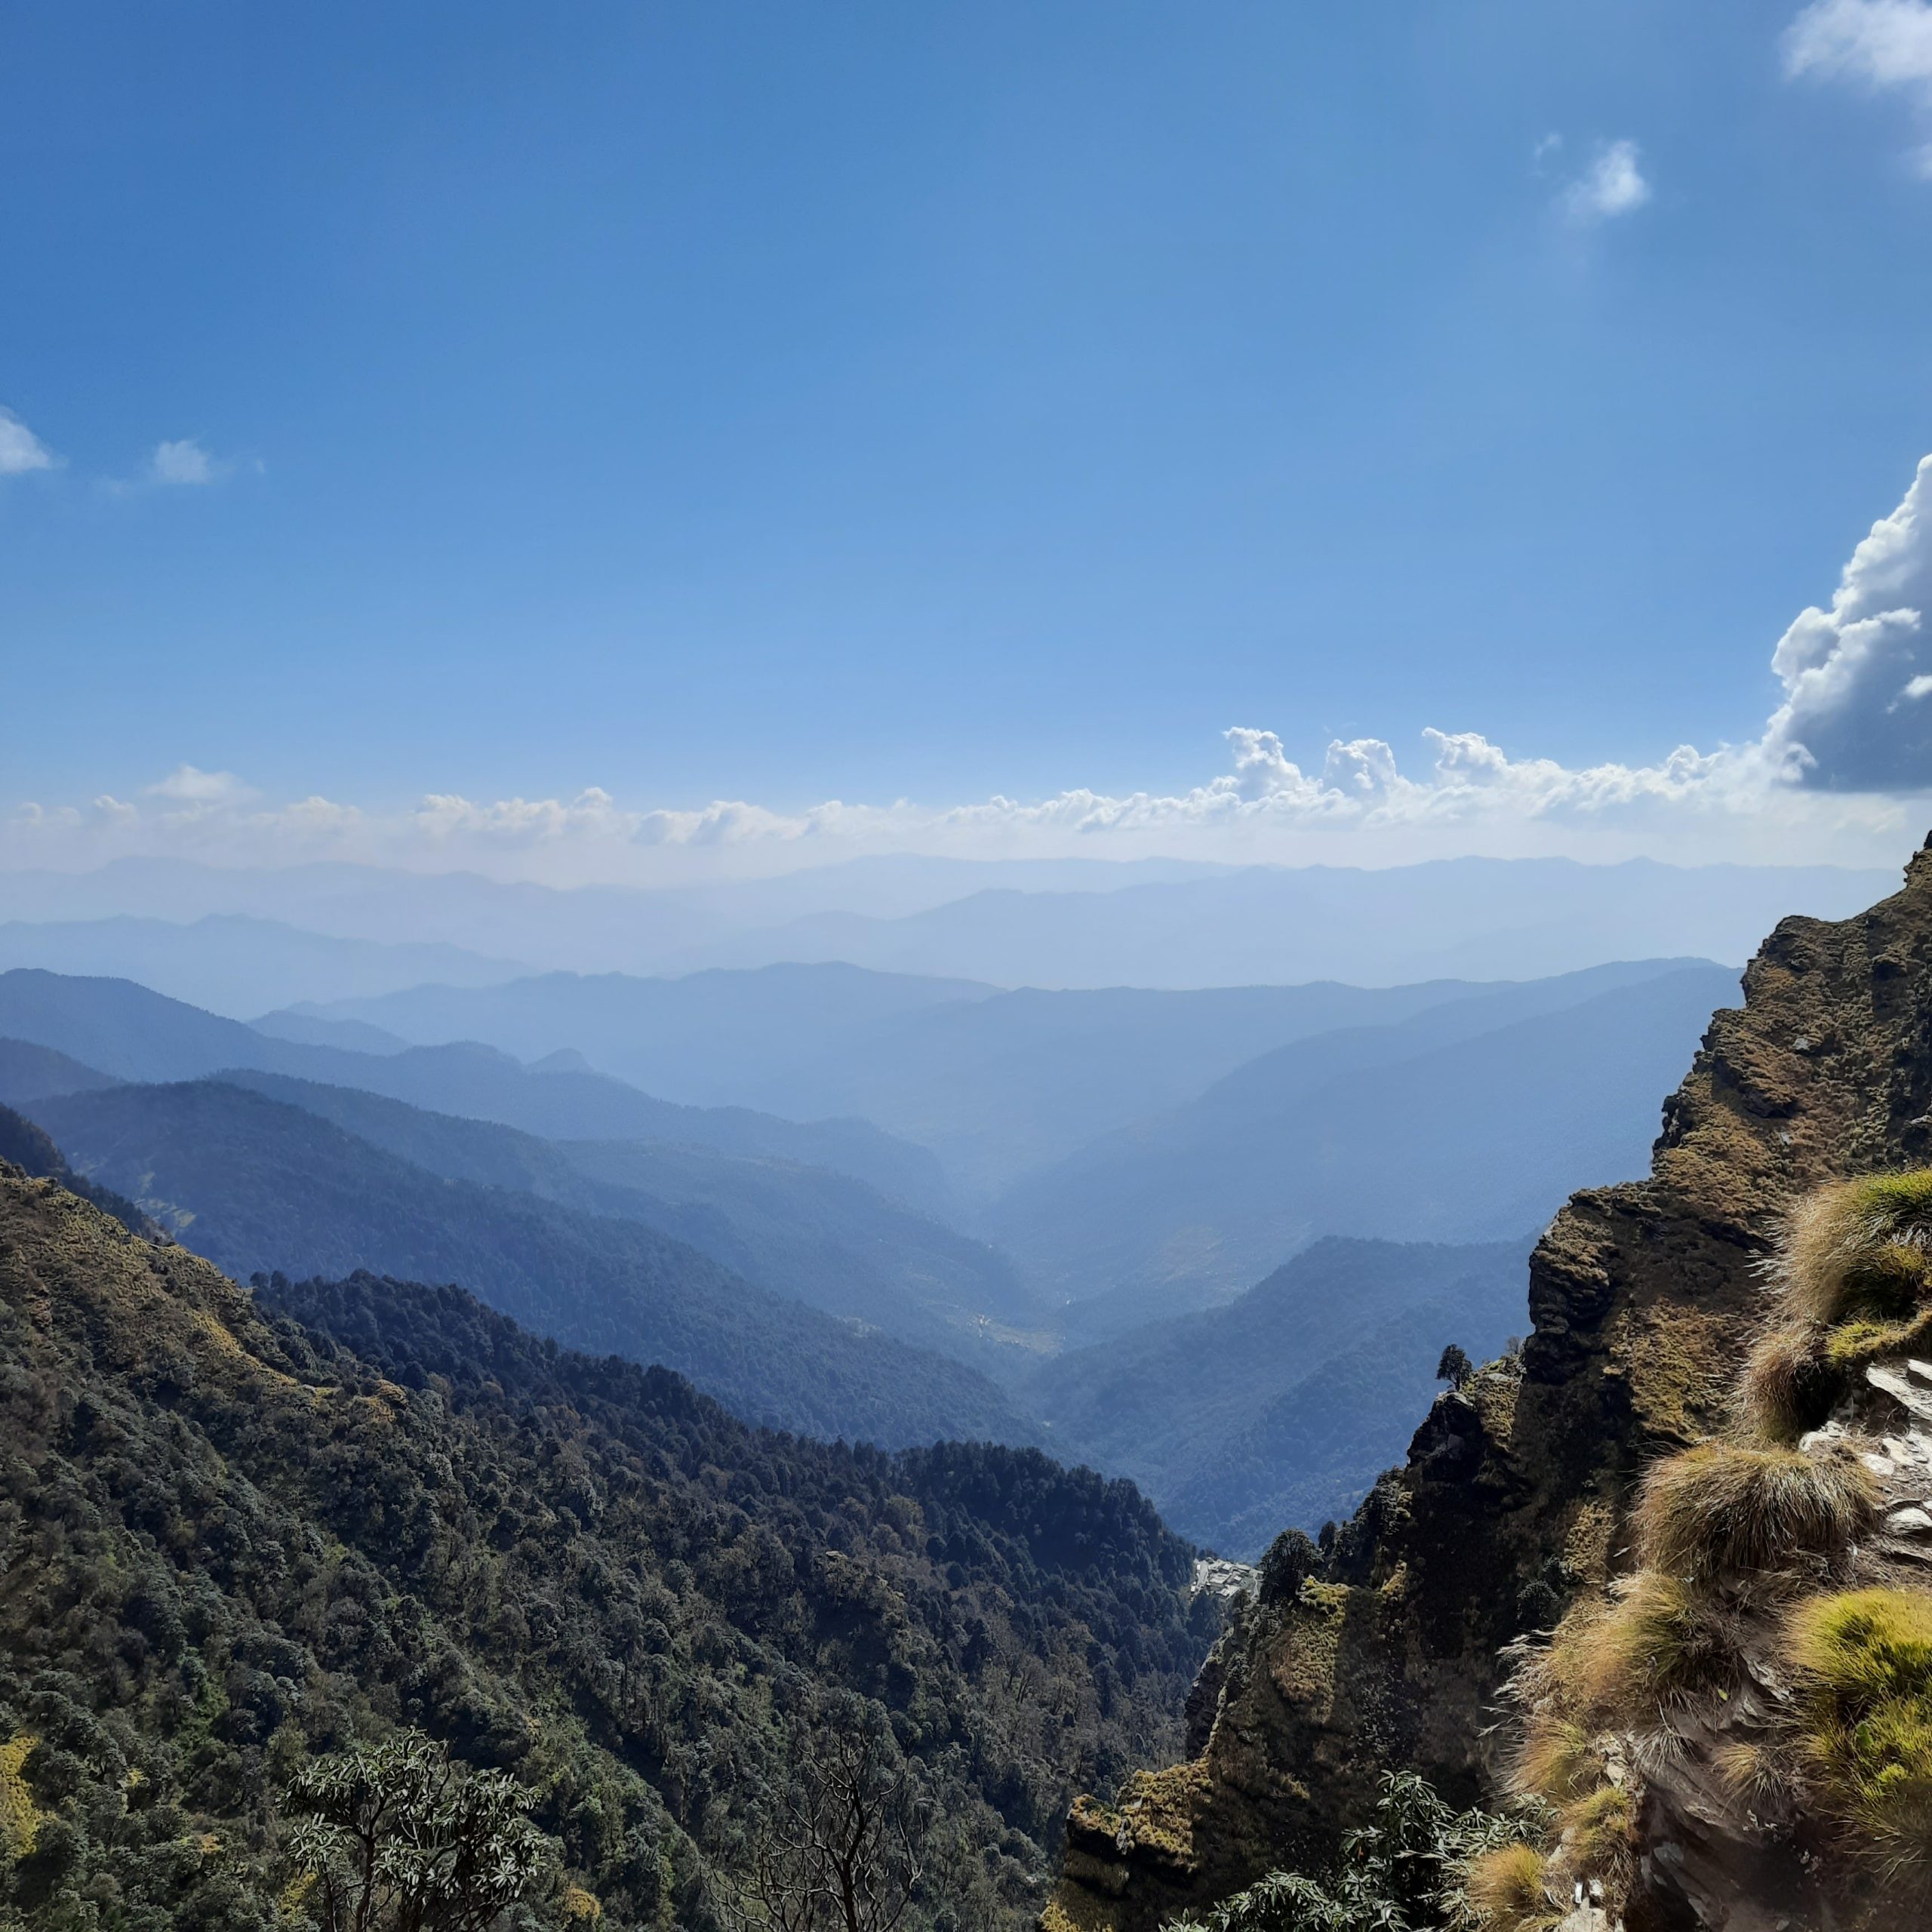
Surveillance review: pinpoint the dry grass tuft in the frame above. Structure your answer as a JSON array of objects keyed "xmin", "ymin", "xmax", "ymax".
[
  {"xmin": 1740, "ymin": 1322, "xmax": 1840, "ymax": 1443},
  {"xmin": 1635, "ymin": 1442, "xmax": 1875, "ymax": 1584},
  {"xmin": 1559, "ymin": 1781, "xmax": 1635, "ymax": 1884},
  {"xmin": 1783, "ymin": 1587, "xmax": 1932, "ymax": 1881},
  {"xmin": 1511, "ymin": 1715, "xmax": 1594, "ymax": 1807},
  {"xmin": 1463, "ymin": 1841, "xmax": 1558, "ymax": 1930},
  {"xmin": 1777, "ymin": 1172, "xmax": 1932, "ymax": 1326},
  {"xmin": 1549, "ymin": 1572, "xmax": 1740, "ymax": 1727},
  {"xmin": 1713, "ymin": 1737, "xmax": 1794, "ymax": 1811}
]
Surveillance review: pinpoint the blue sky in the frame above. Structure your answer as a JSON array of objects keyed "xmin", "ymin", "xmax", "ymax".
[{"xmin": 7, "ymin": 0, "xmax": 1932, "ymax": 878}]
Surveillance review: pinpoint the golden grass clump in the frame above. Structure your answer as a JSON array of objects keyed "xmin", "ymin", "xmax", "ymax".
[
  {"xmin": 1740, "ymin": 1322, "xmax": 1840, "ymax": 1443},
  {"xmin": 1783, "ymin": 1587, "xmax": 1932, "ymax": 1878},
  {"xmin": 1549, "ymin": 1572, "xmax": 1739, "ymax": 1727},
  {"xmin": 1635, "ymin": 1442, "xmax": 1875, "ymax": 1584},
  {"xmin": 1511, "ymin": 1714, "xmax": 1594, "ymax": 1806},
  {"xmin": 1777, "ymin": 1172, "xmax": 1932, "ymax": 1327},
  {"xmin": 1463, "ymin": 1841, "xmax": 1558, "ymax": 1930}
]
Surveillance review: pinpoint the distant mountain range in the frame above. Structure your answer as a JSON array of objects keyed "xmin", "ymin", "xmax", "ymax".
[
  {"xmin": 0, "ymin": 851, "xmax": 1890, "ymax": 986},
  {"xmin": 0, "ymin": 912, "xmax": 525, "ymax": 1015},
  {"xmin": 214, "ymin": 1066, "xmax": 1044, "ymax": 1358},
  {"xmin": 0, "ymin": 853, "xmax": 1222, "ymax": 973},
  {"xmin": 663, "ymin": 857, "xmax": 1881, "ymax": 987},
  {"xmin": 0, "ymin": 952, "xmax": 1750, "ymax": 1541},
  {"xmin": 0, "ymin": 966, "xmax": 949, "ymax": 1210},
  {"xmin": 293, "ymin": 968, "xmax": 1503, "ymax": 1191},
  {"xmin": 988, "ymin": 959, "xmax": 1740, "ymax": 1309},
  {"xmin": 298, "ymin": 957, "xmax": 1738, "ymax": 1241}
]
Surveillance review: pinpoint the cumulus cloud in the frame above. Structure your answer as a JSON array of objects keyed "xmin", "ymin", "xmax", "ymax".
[
  {"xmin": 0, "ymin": 408, "xmax": 56, "ymax": 475},
  {"xmin": 11, "ymin": 457, "xmax": 1932, "ymax": 880},
  {"xmin": 1560, "ymin": 140, "xmax": 1651, "ymax": 222},
  {"xmin": 1761, "ymin": 456, "xmax": 1932, "ymax": 788}
]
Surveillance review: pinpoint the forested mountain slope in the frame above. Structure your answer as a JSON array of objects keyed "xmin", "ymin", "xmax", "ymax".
[
  {"xmin": 1043, "ymin": 834, "xmax": 1932, "ymax": 1930},
  {"xmin": 26, "ymin": 1079, "xmax": 1033, "ymax": 1449},
  {"xmin": 0, "ymin": 1156, "xmax": 1216, "ymax": 1929},
  {"xmin": 1034, "ymin": 1237, "xmax": 1534, "ymax": 1555}
]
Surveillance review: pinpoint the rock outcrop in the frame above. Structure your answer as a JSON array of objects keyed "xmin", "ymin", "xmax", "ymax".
[{"xmin": 1045, "ymin": 836, "xmax": 1932, "ymax": 1932}]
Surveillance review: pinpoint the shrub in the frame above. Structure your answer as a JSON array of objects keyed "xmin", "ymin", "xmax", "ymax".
[
  {"xmin": 1462, "ymin": 1841, "xmax": 1556, "ymax": 1930},
  {"xmin": 1634, "ymin": 1443, "xmax": 1874, "ymax": 1585},
  {"xmin": 1776, "ymin": 1172, "xmax": 1932, "ymax": 1326},
  {"xmin": 1783, "ymin": 1587, "xmax": 1932, "ymax": 1878}
]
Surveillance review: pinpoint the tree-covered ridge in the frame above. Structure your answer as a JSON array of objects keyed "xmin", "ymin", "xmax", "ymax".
[
  {"xmin": 27, "ymin": 1077, "xmax": 1036, "ymax": 1450},
  {"xmin": 0, "ymin": 1162, "xmax": 1215, "ymax": 1930}
]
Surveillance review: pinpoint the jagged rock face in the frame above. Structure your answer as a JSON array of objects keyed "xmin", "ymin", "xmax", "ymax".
[{"xmin": 1045, "ymin": 840, "xmax": 1932, "ymax": 1932}]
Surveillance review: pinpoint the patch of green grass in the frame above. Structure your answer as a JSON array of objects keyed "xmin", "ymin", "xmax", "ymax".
[
  {"xmin": 1784, "ymin": 1588, "xmax": 1932, "ymax": 1879},
  {"xmin": 1635, "ymin": 1442, "xmax": 1875, "ymax": 1584},
  {"xmin": 1823, "ymin": 1305, "xmax": 1932, "ymax": 1374}
]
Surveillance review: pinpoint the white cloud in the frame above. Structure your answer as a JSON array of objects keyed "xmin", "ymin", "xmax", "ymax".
[
  {"xmin": 1761, "ymin": 455, "xmax": 1932, "ymax": 788},
  {"xmin": 1560, "ymin": 140, "xmax": 1651, "ymax": 222},
  {"xmin": 98, "ymin": 437, "xmax": 240, "ymax": 495},
  {"xmin": 1786, "ymin": 0, "xmax": 1932, "ymax": 168},
  {"xmin": 149, "ymin": 438, "xmax": 217, "ymax": 486},
  {"xmin": 1786, "ymin": 0, "xmax": 1932, "ymax": 95},
  {"xmin": 146, "ymin": 765, "xmax": 260, "ymax": 807},
  {"xmin": 13, "ymin": 457, "xmax": 1932, "ymax": 879},
  {"xmin": 0, "ymin": 408, "xmax": 56, "ymax": 475}
]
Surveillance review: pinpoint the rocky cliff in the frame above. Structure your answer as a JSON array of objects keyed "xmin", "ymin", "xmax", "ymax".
[{"xmin": 1046, "ymin": 836, "xmax": 1932, "ymax": 1932}]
